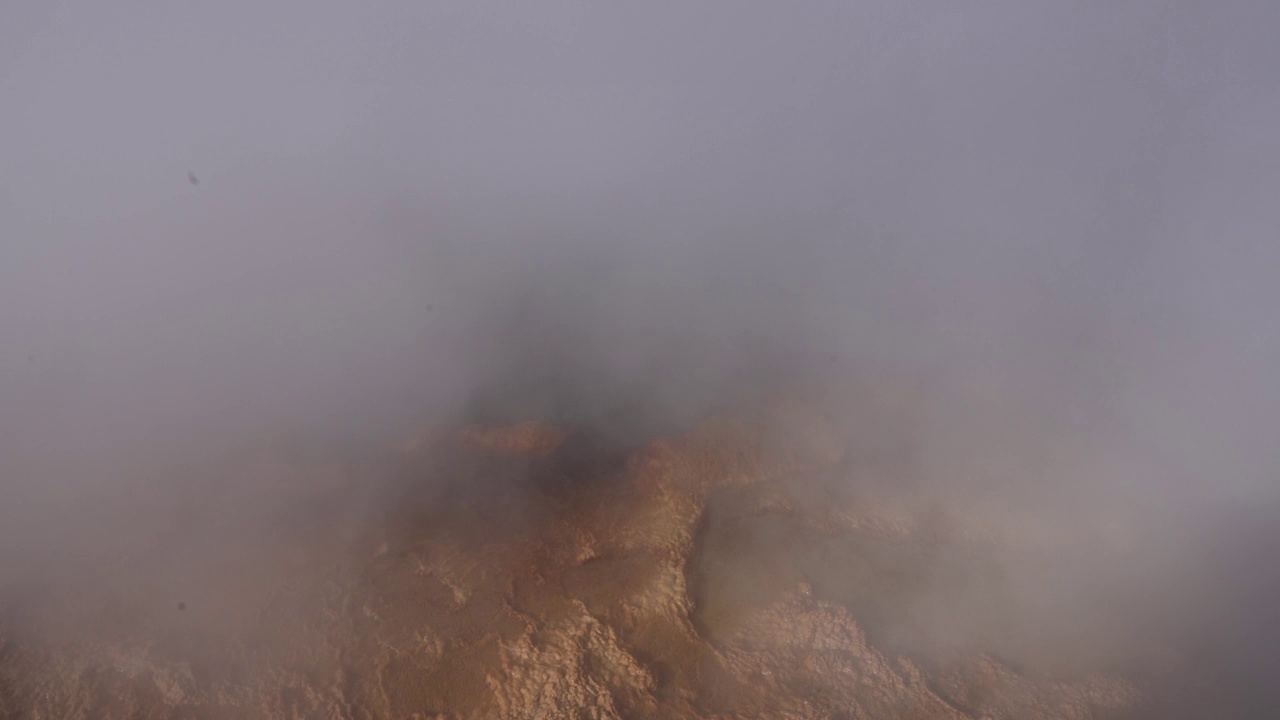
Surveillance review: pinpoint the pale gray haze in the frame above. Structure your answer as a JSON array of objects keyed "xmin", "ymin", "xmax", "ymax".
[{"xmin": 2, "ymin": 1, "xmax": 1279, "ymax": 716}]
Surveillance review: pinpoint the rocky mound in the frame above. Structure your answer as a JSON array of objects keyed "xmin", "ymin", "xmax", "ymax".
[{"xmin": 0, "ymin": 402, "xmax": 1146, "ymax": 719}]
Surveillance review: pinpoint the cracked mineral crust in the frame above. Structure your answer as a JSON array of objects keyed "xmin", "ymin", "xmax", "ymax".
[{"xmin": 0, "ymin": 400, "xmax": 1148, "ymax": 719}]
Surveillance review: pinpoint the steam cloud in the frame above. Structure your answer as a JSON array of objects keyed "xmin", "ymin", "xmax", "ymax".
[{"xmin": 2, "ymin": 1, "xmax": 1278, "ymax": 716}]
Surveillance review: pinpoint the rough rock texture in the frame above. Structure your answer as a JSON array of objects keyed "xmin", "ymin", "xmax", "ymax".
[{"xmin": 0, "ymin": 403, "xmax": 1146, "ymax": 719}]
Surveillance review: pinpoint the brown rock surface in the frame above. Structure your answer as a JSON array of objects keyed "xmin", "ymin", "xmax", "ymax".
[{"xmin": 0, "ymin": 405, "xmax": 1148, "ymax": 719}]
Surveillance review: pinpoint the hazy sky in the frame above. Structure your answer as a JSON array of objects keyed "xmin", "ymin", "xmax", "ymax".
[
  {"xmin": 2, "ymin": 2, "xmax": 1279, "ymax": 713},
  {"xmin": 4, "ymin": 0, "xmax": 1278, "ymax": 487}
]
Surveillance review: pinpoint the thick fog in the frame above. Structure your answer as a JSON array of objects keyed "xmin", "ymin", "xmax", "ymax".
[{"xmin": 2, "ymin": 1, "xmax": 1279, "ymax": 715}]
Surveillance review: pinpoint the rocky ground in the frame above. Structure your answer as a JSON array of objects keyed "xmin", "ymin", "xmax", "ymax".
[{"xmin": 0, "ymin": 397, "xmax": 1152, "ymax": 719}]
